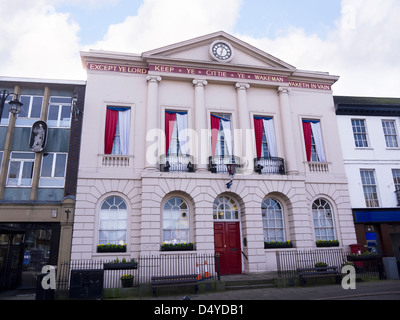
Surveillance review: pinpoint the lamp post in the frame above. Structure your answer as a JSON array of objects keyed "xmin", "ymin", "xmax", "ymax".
[{"xmin": 0, "ymin": 89, "xmax": 23, "ymax": 122}]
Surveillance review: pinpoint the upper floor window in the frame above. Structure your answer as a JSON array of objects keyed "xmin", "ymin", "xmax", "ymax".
[
  {"xmin": 15, "ymin": 95, "xmax": 43, "ymax": 126},
  {"xmin": 211, "ymin": 114, "xmax": 233, "ymax": 157},
  {"xmin": 47, "ymin": 97, "xmax": 72, "ymax": 128},
  {"xmin": 382, "ymin": 120, "xmax": 399, "ymax": 148},
  {"xmin": 360, "ymin": 169, "xmax": 380, "ymax": 207},
  {"xmin": 98, "ymin": 196, "xmax": 128, "ymax": 245},
  {"xmin": 302, "ymin": 120, "xmax": 326, "ymax": 162},
  {"xmin": 0, "ymin": 94, "xmax": 13, "ymax": 126},
  {"xmin": 165, "ymin": 111, "xmax": 188, "ymax": 155},
  {"xmin": 313, "ymin": 198, "xmax": 336, "ymax": 241},
  {"xmin": 39, "ymin": 153, "xmax": 67, "ymax": 187},
  {"xmin": 104, "ymin": 107, "xmax": 131, "ymax": 155},
  {"xmin": 7, "ymin": 152, "xmax": 35, "ymax": 187},
  {"xmin": 254, "ymin": 117, "xmax": 277, "ymax": 159},
  {"xmin": 352, "ymin": 119, "xmax": 369, "ymax": 148},
  {"xmin": 392, "ymin": 169, "xmax": 400, "ymax": 191}
]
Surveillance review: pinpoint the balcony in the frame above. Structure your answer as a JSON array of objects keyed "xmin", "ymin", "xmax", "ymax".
[
  {"xmin": 396, "ymin": 189, "xmax": 400, "ymax": 206},
  {"xmin": 101, "ymin": 154, "xmax": 132, "ymax": 167},
  {"xmin": 159, "ymin": 154, "xmax": 195, "ymax": 173},
  {"xmin": 254, "ymin": 157, "xmax": 285, "ymax": 175},
  {"xmin": 306, "ymin": 161, "xmax": 330, "ymax": 173},
  {"xmin": 208, "ymin": 155, "xmax": 242, "ymax": 174}
]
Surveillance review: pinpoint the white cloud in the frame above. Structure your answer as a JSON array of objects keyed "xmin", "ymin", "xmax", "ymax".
[
  {"xmin": 85, "ymin": 0, "xmax": 243, "ymax": 53},
  {"xmin": 0, "ymin": 0, "xmax": 84, "ymax": 80},
  {"xmin": 237, "ymin": 0, "xmax": 400, "ymax": 97}
]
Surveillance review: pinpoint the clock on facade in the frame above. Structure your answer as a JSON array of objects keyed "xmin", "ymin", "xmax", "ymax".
[{"xmin": 210, "ymin": 41, "xmax": 233, "ymax": 62}]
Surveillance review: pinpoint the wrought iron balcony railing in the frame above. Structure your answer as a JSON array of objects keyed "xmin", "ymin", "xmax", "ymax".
[
  {"xmin": 159, "ymin": 154, "xmax": 195, "ymax": 173},
  {"xmin": 208, "ymin": 155, "xmax": 242, "ymax": 174},
  {"xmin": 254, "ymin": 157, "xmax": 285, "ymax": 175}
]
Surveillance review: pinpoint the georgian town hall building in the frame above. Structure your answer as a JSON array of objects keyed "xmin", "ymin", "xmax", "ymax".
[{"xmin": 71, "ymin": 31, "xmax": 357, "ymax": 274}]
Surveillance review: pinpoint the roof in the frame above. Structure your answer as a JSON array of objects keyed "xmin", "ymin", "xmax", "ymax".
[{"xmin": 334, "ymin": 96, "xmax": 400, "ymax": 116}]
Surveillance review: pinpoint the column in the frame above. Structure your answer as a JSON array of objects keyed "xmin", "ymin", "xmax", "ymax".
[
  {"xmin": 277, "ymin": 87, "xmax": 298, "ymax": 175},
  {"xmin": 0, "ymin": 85, "xmax": 20, "ymax": 199},
  {"xmin": 145, "ymin": 75, "xmax": 161, "ymax": 171},
  {"xmin": 192, "ymin": 79, "xmax": 208, "ymax": 172},
  {"xmin": 235, "ymin": 83, "xmax": 253, "ymax": 174}
]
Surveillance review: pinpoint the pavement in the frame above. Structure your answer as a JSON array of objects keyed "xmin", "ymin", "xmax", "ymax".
[{"xmin": 1, "ymin": 279, "xmax": 399, "ymax": 301}]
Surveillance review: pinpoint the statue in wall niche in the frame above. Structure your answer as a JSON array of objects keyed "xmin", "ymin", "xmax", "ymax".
[{"xmin": 30, "ymin": 121, "xmax": 48, "ymax": 152}]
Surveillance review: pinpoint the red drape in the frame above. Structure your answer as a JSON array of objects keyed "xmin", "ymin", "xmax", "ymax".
[
  {"xmin": 165, "ymin": 112, "xmax": 177, "ymax": 154},
  {"xmin": 302, "ymin": 121, "xmax": 312, "ymax": 162},
  {"xmin": 211, "ymin": 115, "xmax": 221, "ymax": 157},
  {"xmin": 254, "ymin": 118, "xmax": 264, "ymax": 159},
  {"xmin": 104, "ymin": 108, "xmax": 119, "ymax": 154}
]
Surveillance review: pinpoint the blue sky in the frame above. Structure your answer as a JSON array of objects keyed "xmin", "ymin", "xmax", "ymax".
[{"xmin": 1, "ymin": 0, "xmax": 399, "ymax": 97}]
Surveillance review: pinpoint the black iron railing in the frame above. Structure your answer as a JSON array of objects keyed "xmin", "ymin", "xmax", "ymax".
[
  {"xmin": 56, "ymin": 254, "xmax": 218, "ymax": 291},
  {"xmin": 254, "ymin": 157, "xmax": 285, "ymax": 175},
  {"xmin": 208, "ymin": 155, "xmax": 242, "ymax": 174},
  {"xmin": 160, "ymin": 154, "xmax": 195, "ymax": 172}
]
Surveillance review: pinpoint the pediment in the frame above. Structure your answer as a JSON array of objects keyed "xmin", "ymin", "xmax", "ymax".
[{"xmin": 142, "ymin": 31, "xmax": 296, "ymax": 72}]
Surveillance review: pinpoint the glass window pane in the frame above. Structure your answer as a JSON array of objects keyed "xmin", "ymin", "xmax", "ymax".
[
  {"xmin": 30, "ymin": 97, "xmax": 43, "ymax": 118},
  {"xmin": 8, "ymin": 161, "xmax": 20, "ymax": 185},
  {"xmin": 54, "ymin": 154, "xmax": 67, "ymax": 177},
  {"xmin": 41, "ymin": 154, "xmax": 54, "ymax": 177},
  {"xmin": 60, "ymin": 105, "xmax": 71, "ymax": 127},
  {"xmin": 21, "ymin": 162, "xmax": 34, "ymax": 186},
  {"xmin": 47, "ymin": 105, "xmax": 59, "ymax": 126},
  {"xmin": 19, "ymin": 96, "xmax": 31, "ymax": 118}
]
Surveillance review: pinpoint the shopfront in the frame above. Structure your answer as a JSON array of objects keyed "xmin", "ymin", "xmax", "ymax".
[{"xmin": 0, "ymin": 223, "xmax": 60, "ymax": 290}]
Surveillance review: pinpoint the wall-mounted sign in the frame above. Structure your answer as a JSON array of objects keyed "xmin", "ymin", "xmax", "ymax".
[{"xmin": 30, "ymin": 121, "xmax": 48, "ymax": 152}]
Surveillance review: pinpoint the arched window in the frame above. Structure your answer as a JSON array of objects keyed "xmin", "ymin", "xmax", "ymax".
[
  {"xmin": 163, "ymin": 197, "xmax": 190, "ymax": 244},
  {"xmin": 312, "ymin": 198, "xmax": 336, "ymax": 241},
  {"xmin": 99, "ymin": 196, "xmax": 127, "ymax": 245},
  {"xmin": 262, "ymin": 198, "xmax": 285, "ymax": 242},
  {"xmin": 213, "ymin": 196, "xmax": 239, "ymax": 220}
]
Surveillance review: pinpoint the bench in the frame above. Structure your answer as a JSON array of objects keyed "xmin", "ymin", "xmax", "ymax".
[
  {"xmin": 297, "ymin": 266, "xmax": 342, "ymax": 286},
  {"xmin": 151, "ymin": 274, "xmax": 199, "ymax": 296}
]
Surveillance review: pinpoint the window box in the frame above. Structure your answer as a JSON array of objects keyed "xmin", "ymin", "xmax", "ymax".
[
  {"xmin": 104, "ymin": 258, "xmax": 137, "ymax": 270},
  {"xmin": 97, "ymin": 244, "xmax": 127, "ymax": 253},
  {"xmin": 347, "ymin": 253, "xmax": 379, "ymax": 261},
  {"xmin": 316, "ymin": 240, "xmax": 339, "ymax": 247},
  {"xmin": 160, "ymin": 242, "xmax": 195, "ymax": 251},
  {"xmin": 264, "ymin": 241, "xmax": 293, "ymax": 249}
]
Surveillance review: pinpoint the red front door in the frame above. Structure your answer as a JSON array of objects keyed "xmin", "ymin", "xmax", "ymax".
[{"xmin": 214, "ymin": 222, "xmax": 242, "ymax": 275}]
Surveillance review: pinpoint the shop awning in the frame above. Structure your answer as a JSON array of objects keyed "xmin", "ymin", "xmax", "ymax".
[{"xmin": 354, "ymin": 209, "xmax": 400, "ymax": 223}]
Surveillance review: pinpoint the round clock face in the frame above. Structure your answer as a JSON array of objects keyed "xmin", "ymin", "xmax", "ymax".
[{"xmin": 211, "ymin": 42, "xmax": 233, "ymax": 61}]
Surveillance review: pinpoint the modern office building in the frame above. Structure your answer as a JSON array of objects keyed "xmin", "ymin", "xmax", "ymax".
[
  {"xmin": 71, "ymin": 31, "xmax": 356, "ymax": 274},
  {"xmin": 0, "ymin": 77, "xmax": 85, "ymax": 289}
]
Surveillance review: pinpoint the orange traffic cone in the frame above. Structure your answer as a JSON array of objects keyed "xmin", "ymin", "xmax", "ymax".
[
  {"xmin": 196, "ymin": 263, "xmax": 202, "ymax": 280},
  {"xmin": 204, "ymin": 260, "xmax": 210, "ymax": 278}
]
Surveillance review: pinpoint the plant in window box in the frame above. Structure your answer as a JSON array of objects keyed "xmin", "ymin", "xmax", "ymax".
[
  {"xmin": 103, "ymin": 257, "xmax": 138, "ymax": 270},
  {"xmin": 316, "ymin": 240, "xmax": 339, "ymax": 247},
  {"xmin": 315, "ymin": 262, "xmax": 328, "ymax": 268},
  {"xmin": 97, "ymin": 243, "xmax": 127, "ymax": 253},
  {"xmin": 264, "ymin": 241, "xmax": 293, "ymax": 249},
  {"xmin": 120, "ymin": 274, "xmax": 134, "ymax": 288},
  {"xmin": 160, "ymin": 242, "xmax": 195, "ymax": 251},
  {"xmin": 347, "ymin": 251, "xmax": 379, "ymax": 261}
]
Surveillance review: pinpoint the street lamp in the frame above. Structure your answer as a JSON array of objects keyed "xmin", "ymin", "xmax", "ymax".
[{"xmin": 0, "ymin": 89, "xmax": 23, "ymax": 122}]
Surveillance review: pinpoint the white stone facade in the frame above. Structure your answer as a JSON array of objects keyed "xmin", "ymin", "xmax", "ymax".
[{"xmin": 71, "ymin": 31, "xmax": 356, "ymax": 273}]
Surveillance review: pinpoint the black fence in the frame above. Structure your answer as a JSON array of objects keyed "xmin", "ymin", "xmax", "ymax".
[
  {"xmin": 276, "ymin": 249, "xmax": 384, "ymax": 280},
  {"xmin": 57, "ymin": 253, "xmax": 218, "ymax": 291}
]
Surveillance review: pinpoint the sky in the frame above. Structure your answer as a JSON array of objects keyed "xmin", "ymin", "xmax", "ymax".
[{"xmin": 0, "ymin": 0, "xmax": 399, "ymax": 97}]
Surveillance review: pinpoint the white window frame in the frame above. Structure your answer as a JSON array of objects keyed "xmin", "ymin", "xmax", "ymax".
[
  {"xmin": 16, "ymin": 95, "xmax": 44, "ymax": 127},
  {"xmin": 312, "ymin": 198, "xmax": 337, "ymax": 242},
  {"xmin": 351, "ymin": 119, "xmax": 369, "ymax": 148},
  {"xmin": 47, "ymin": 96, "xmax": 73, "ymax": 128},
  {"xmin": 360, "ymin": 169, "xmax": 380, "ymax": 207},
  {"xmin": 382, "ymin": 120, "xmax": 399, "ymax": 148},
  {"xmin": 262, "ymin": 198, "xmax": 286, "ymax": 242},
  {"xmin": 98, "ymin": 196, "xmax": 128, "ymax": 245},
  {"xmin": 213, "ymin": 196, "xmax": 240, "ymax": 221},
  {"xmin": 39, "ymin": 153, "xmax": 68, "ymax": 188},
  {"xmin": 162, "ymin": 197, "xmax": 190, "ymax": 244},
  {"xmin": 6, "ymin": 152, "xmax": 36, "ymax": 187}
]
